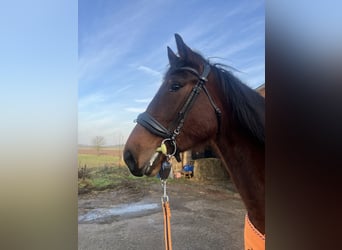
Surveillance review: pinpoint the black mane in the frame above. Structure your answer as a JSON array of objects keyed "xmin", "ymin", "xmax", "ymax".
[
  {"xmin": 166, "ymin": 49, "xmax": 265, "ymax": 145},
  {"xmin": 211, "ymin": 63, "xmax": 265, "ymax": 145}
]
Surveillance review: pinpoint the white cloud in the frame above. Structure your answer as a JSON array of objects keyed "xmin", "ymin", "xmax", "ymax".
[
  {"xmin": 134, "ymin": 98, "xmax": 152, "ymax": 103},
  {"xmin": 78, "ymin": 0, "xmax": 265, "ymax": 145},
  {"xmin": 137, "ymin": 65, "xmax": 162, "ymax": 77},
  {"xmin": 216, "ymin": 36, "xmax": 263, "ymax": 59},
  {"xmin": 124, "ymin": 107, "xmax": 146, "ymax": 113},
  {"xmin": 78, "ymin": 93, "xmax": 105, "ymax": 109},
  {"xmin": 241, "ymin": 63, "xmax": 265, "ymax": 74}
]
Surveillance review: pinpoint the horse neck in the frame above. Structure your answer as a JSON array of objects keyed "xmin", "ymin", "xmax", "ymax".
[{"xmin": 212, "ymin": 124, "xmax": 265, "ymax": 234}]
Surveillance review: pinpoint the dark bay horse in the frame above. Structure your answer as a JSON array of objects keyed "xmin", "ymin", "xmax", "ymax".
[{"xmin": 124, "ymin": 34, "xmax": 265, "ymax": 245}]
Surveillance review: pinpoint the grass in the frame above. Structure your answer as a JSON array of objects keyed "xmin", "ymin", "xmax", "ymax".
[
  {"xmin": 78, "ymin": 152, "xmax": 160, "ymax": 194},
  {"xmin": 78, "ymin": 165, "xmax": 161, "ymax": 194},
  {"xmin": 78, "ymin": 152, "xmax": 191, "ymax": 194},
  {"xmin": 78, "ymin": 154, "xmax": 120, "ymax": 168}
]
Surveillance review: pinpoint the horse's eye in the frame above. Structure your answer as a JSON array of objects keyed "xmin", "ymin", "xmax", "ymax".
[{"xmin": 169, "ymin": 82, "xmax": 183, "ymax": 92}]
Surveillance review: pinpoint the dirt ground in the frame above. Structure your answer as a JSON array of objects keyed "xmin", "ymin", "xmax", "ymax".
[{"xmin": 78, "ymin": 179, "xmax": 246, "ymax": 250}]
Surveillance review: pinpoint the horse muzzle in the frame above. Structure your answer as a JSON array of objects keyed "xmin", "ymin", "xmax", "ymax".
[{"xmin": 123, "ymin": 149, "xmax": 164, "ymax": 177}]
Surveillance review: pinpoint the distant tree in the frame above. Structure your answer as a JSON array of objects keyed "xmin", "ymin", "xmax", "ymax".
[{"xmin": 93, "ymin": 136, "xmax": 105, "ymax": 156}]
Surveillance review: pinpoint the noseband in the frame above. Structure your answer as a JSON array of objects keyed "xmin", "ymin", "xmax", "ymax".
[{"xmin": 136, "ymin": 64, "xmax": 221, "ymax": 161}]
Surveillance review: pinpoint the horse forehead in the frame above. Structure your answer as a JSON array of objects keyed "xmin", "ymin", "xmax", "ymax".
[{"xmin": 165, "ymin": 70, "xmax": 201, "ymax": 86}]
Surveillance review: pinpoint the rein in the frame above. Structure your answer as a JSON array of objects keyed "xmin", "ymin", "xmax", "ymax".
[{"xmin": 136, "ymin": 64, "xmax": 221, "ymax": 159}]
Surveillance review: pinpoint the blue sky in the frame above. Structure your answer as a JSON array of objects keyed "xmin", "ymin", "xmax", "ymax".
[{"xmin": 78, "ymin": 0, "xmax": 265, "ymax": 146}]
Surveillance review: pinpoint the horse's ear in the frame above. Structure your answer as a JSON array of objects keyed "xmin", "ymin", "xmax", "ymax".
[
  {"xmin": 167, "ymin": 46, "xmax": 178, "ymax": 66},
  {"xmin": 175, "ymin": 33, "xmax": 193, "ymax": 60}
]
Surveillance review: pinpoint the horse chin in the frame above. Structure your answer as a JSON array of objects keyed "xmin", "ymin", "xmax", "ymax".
[
  {"xmin": 143, "ymin": 166, "xmax": 161, "ymax": 177},
  {"xmin": 143, "ymin": 151, "xmax": 165, "ymax": 177}
]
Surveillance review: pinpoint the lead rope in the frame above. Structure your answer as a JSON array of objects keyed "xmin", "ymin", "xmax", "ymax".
[
  {"xmin": 156, "ymin": 140, "xmax": 173, "ymax": 250},
  {"xmin": 161, "ymin": 179, "xmax": 172, "ymax": 250}
]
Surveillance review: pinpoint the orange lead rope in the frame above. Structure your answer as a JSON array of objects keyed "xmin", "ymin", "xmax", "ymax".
[
  {"xmin": 162, "ymin": 200, "xmax": 172, "ymax": 250},
  {"xmin": 244, "ymin": 214, "xmax": 265, "ymax": 250},
  {"xmin": 161, "ymin": 180, "xmax": 172, "ymax": 250}
]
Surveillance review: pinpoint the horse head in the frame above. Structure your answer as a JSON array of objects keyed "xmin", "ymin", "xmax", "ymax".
[{"xmin": 124, "ymin": 34, "xmax": 222, "ymax": 177}]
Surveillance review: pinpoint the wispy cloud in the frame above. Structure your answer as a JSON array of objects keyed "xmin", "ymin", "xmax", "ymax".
[
  {"xmin": 79, "ymin": 2, "xmax": 163, "ymax": 85},
  {"xmin": 241, "ymin": 63, "xmax": 265, "ymax": 74},
  {"xmin": 78, "ymin": 0, "xmax": 264, "ymax": 145},
  {"xmin": 114, "ymin": 85, "xmax": 134, "ymax": 95},
  {"xmin": 137, "ymin": 65, "xmax": 162, "ymax": 77},
  {"xmin": 124, "ymin": 107, "xmax": 146, "ymax": 113},
  {"xmin": 217, "ymin": 36, "xmax": 263, "ymax": 59},
  {"xmin": 134, "ymin": 98, "xmax": 152, "ymax": 103},
  {"xmin": 78, "ymin": 41, "xmax": 129, "ymax": 84},
  {"xmin": 78, "ymin": 93, "xmax": 105, "ymax": 109}
]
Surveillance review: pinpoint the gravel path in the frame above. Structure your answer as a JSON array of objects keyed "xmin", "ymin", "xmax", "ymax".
[{"xmin": 78, "ymin": 180, "xmax": 245, "ymax": 250}]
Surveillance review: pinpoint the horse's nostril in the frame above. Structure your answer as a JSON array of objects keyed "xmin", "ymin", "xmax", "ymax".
[
  {"xmin": 124, "ymin": 150, "xmax": 135, "ymax": 171},
  {"xmin": 124, "ymin": 150, "xmax": 141, "ymax": 176}
]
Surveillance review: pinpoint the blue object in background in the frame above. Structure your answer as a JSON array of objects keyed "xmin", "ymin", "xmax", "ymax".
[{"xmin": 183, "ymin": 164, "xmax": 194, "ymax": 172}]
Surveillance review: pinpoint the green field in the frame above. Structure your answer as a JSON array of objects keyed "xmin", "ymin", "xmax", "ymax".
[
  {"xmin": 78, "ymin": 152, "xmax": 160, "ymax": 194},
  {"xmin": 77, "ymin": 152, "xmax": 189, "ymax": 194},
  {"xmin": 78, "ymin": 154, "xmax": 120, "ymax": 168}
]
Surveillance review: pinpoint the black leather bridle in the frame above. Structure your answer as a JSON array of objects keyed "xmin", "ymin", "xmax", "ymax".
[{"xmin": 136, "ymin": 64, "xmax": 221, "ymax": 161}]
